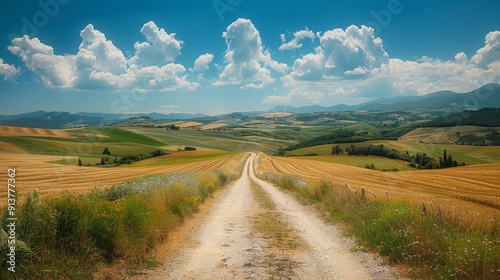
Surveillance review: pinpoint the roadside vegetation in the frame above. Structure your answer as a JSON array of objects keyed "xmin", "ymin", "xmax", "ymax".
[
  {"xmin": 0, "ymin": 170, "xmax": 237, "ymax": 279},
  {"xmin": 258, "ymin": 172, "xmax": 499, "ymax": 280}
]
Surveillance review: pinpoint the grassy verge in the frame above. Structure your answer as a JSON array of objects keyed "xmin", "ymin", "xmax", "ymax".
[
  {"xmin": 0, "ymin": 170, "xmax": 237, "ymax": 279},
  {"xmin": 259, "ymin": 173, "xmax": 500, "ymax": 280}
]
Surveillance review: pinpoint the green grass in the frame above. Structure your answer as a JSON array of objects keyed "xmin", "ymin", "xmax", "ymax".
[
  {"xmin": 262, "ymin": 174, "xmax": 500, "ymax": 280},
  {"xmin": 0, "ymin": 171, "xmax": 236, "ymax": 279},
  {"xmin": 95, "ymin": 128, "xmax": 166, "ymax": 146},
  {"xmin": 127, "ymin": 127, "xmax": 306, "ymax": 154},
  {"xmin": 0, "ymin": 136, "xmax": 166, "ymax": 157},
  {"xmin": 288, "ymin": 140, "xmax": 500, "ymax": 165},
  {"xmin": 0, "ymin": 127, "xmax": 169, "ymax": 159}
]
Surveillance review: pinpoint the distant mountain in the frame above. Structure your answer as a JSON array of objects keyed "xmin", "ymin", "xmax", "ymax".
[
  {"xmin": 269, "ymin": 83, "xmax": 500, "ymax": 113},
  {"xmin": 76, "ymin": 112, "xmax": 206, "ymax": 120},
  {"xmin": 0, "ymin": 111, "xmax": 105, "ymax": 128},
  {"xmin": 0, "ymin": 111, "xmax": 207, "ymax": 129},
  {"xmin": 0, "ymin": 110, "xmax": 49, "ymax": 121}
]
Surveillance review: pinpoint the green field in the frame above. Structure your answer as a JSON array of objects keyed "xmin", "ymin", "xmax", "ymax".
[
  {"xmin": 125, "ymin": 126, "xmax": 325, "ymax": 154},
  {"xmin": 400, "ymin": 125, "xmax": 500, "ymax": 144},
  {"xmin": 287, "ymin": 140, "xmax": 500, "ymax": 166},
  {"xmin": 0, "ymin": 128, "xmax": 169, "ymax": 160}
]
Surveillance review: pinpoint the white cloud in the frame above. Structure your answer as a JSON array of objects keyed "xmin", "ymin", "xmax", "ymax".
[
  {"xmin": 78, "ymin": 24, "xmax": 127, "ymax": 74},
  {"xmin": 0, "ymin": 58, "xmax": 21, "ymax": 80},
  {"xmin": 129, "ymin": 21, "xmax": 183, "ymax": 67},
  {"xmin": 9, "ymin": 22, "xmax": 196, "ymax": 92},
  {"xmin": 213, "ymin": 18, "xmax": 287, "ymax": 89},
  {"xmin": 193, "ymin": 53, "xmax": 214, "ymax": 72},
  {"xmin": 267, "ymin": 27, "xmax": 500, "ymax": 105},
  {"xmin": 471, "ymin": 31, "xmax": 500, "ymax": 68},
  {"xmin": 9, "ymin": 36, "xmax": 76, "ymax": 87},
  {"xmin": 279, "ymin": 28, "xmax": 316, "ymax": 50},
  {"xmin": 262, "ymin": 94, "xmax": 292, "ymax": 104},
  {"xmin": 455, "ymin": 52, "xmax": 468, "ymax": 64},
  {"xmin": 377, "ymin": 57, "xmax": 499, "ymax": 95},
  {"xmin": 160, "ymin": 105, "xmax": 179, "ymax": 109}
]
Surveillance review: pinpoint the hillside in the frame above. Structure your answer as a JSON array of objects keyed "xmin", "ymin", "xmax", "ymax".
[{"xmin": 421, "ymin": 108, "xmax": 500, "ymax": 127}]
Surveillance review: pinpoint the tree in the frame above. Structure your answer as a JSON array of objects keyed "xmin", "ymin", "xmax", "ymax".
[
  {"xmin": 78, "ymin": 158, "xmax": 82, "ymax": 166},
  {"xmin": 100, "ymin": 158, "xmax": 105, "ymax": 165},
  {"xmin": 103, "ymin": 147, "xmax": 111, "ymax": 155},
  {"xmin": 332, "ymin": 145, "xmax": 344, "ymax": 155}
]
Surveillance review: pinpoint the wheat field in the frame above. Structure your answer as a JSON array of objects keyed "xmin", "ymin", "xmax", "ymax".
[
  {"xmin": 0, "ymin": 125, "xmax": 69, "ymax": 138},
  {"xmin": 0, "ymin": 151, "xmax": 246, "ymax": 206},
  {"xmin": 255, "ymin": 153, "xmax": 500, "ymax": 232}
]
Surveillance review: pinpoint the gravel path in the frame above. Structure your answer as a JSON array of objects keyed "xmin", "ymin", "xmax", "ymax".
[{"xmin": 135, "ymin": 153, "xmax": 403, "ymax": 279}]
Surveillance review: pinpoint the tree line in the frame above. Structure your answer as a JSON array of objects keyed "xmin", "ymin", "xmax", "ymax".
[
  {"xmin": 78, "ymin": 147, "xmax": 166, "ymax": 166},
  {"xmin": 333, "ymin": 144, "xmax": 465, "ymax": 169}
]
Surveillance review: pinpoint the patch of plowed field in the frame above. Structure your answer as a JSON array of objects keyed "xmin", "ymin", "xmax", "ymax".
[
  {"xmin": 0, "ymin": 151, "xmax": 243, "ymax": 205},
  {"xmin": 256, "ymin": 154, "xmax": 500, "ymax": 232},
  {"xmin": 0, "ymin": 125, "xmax": 69, "ymax": 138},
  {"xmin": 200, "ymin": 123, "xmax": 227, "ymax": 130},
  {"xmin": 177, "ymin": 121, "xmax": 203, "ymax": 128}
]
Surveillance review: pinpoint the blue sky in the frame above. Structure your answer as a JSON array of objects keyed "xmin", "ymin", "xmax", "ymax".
[{"xmin": 0, "ymin": 0, "xmax": 499, "ymax": 115}]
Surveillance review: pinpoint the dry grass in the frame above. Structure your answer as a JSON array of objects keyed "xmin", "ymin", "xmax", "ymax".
[
  {"xmin": 256, "ymin": 112, "xmax": 294, "ymax": 118},
  {"xmin": 200, "ymin": 123, "xmax": 227, "ymax": 130},
  {"xmin": 0, "ymin": 151, "xmax": 242, "ymax": 206},
  {"xmin": 0, "ymin": 125, "xmax": 69, "ymax": 138},
  {"xmin": 177, "ymin": 121, "xmax": 203, "ymax": 128},
  {"xmin": 256, "ymin": 153, "xmax": 500, "ymax": 233}
]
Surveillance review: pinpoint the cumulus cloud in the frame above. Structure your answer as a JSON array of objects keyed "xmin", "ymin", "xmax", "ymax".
[
  {"xmin": 214, "ymin": 18, "xmax": 287, "ymax": 89},
  {"xmin": 193, "ymin": 53, "xmax": 214, "ymax": 72},
  {"xmin": 0, "ymin": 58, "xmax": 21, "ymax": 80},
  {"xmin": 9, "ymin": 36, "xmax": 76, "ymax": 87},
  {"xmin": 78, "ymin": 24, "xmax": 127, "ymax": 74},
  {"xmin": 471, "ymin": 31, "xmax": 500, "ymax": 68},
  {"xmin": 289, "ymin": 25, "xmax": 388, "ymax": 81},
  {"xmin": 279, "ymin": 28, "xmax": 315, "ymax": 50},
  {"xmin": 265, "ymin": 28, "xmax": 500, "ymax": 104},
  {"xmin": 129, "ymin": 21, "xmax": 183, "ymax": 67},
  {"xmin": 9, "ymin": 22, "xmax": 196, "ymax": 92}
]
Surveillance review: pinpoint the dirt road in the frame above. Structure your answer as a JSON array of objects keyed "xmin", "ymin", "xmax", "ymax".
[{"xmin": 136, "ymin": 153, "xmax": 402, "ymax": 279}]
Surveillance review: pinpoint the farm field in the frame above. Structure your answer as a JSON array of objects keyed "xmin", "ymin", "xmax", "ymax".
[
  {"xmin": 400, "ymin": 125, "xmax": 500, "ymax": 144},
  {"xmin": 294, "ymin": 155, "xmax": 412, "ymax": 171},
  {"xmin": 0, "ymin": 150, "xmax": 246, "ymax": 205},
  {"xmin": 256, "ymin": 153, "xmax": 500, "ymax": 232},
  {"xmin": 126, "ymin": 127, "xmax": 301, "ymax": 154},
  {"xmin": 0, "ymin": 125, "xmax": 69, "ymax": 138},
  {"xmin": 288, "ymin": 140, "xmax": 500, "ymax": 165},
  {"xmin": 0, "ymin": 126, "xmax": 249, "ymax": 205}
]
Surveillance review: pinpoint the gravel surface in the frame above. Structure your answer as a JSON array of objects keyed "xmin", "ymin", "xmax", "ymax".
[{"xmin": 134, "ymin": 153, "xmax": 405, "ymax": 279}]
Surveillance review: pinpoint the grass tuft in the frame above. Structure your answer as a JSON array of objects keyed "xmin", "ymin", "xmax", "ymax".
[{"xmin": 266, "ymin": 173, "xmax": 500, "ymax": 280}]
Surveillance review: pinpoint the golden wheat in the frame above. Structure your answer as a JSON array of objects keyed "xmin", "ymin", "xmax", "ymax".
[
  {"xmin": 256, "ymin": 153, "xmax": 500, "ymax": 232},
  {"xmin": 0, "ymin": 151, "xmax": 241, "ymax": 205}
]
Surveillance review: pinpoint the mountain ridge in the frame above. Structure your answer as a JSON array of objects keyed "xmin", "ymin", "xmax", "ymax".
[{"xmin": 269, "ymin": 83, "xmax": 500, "ymax": 113}]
